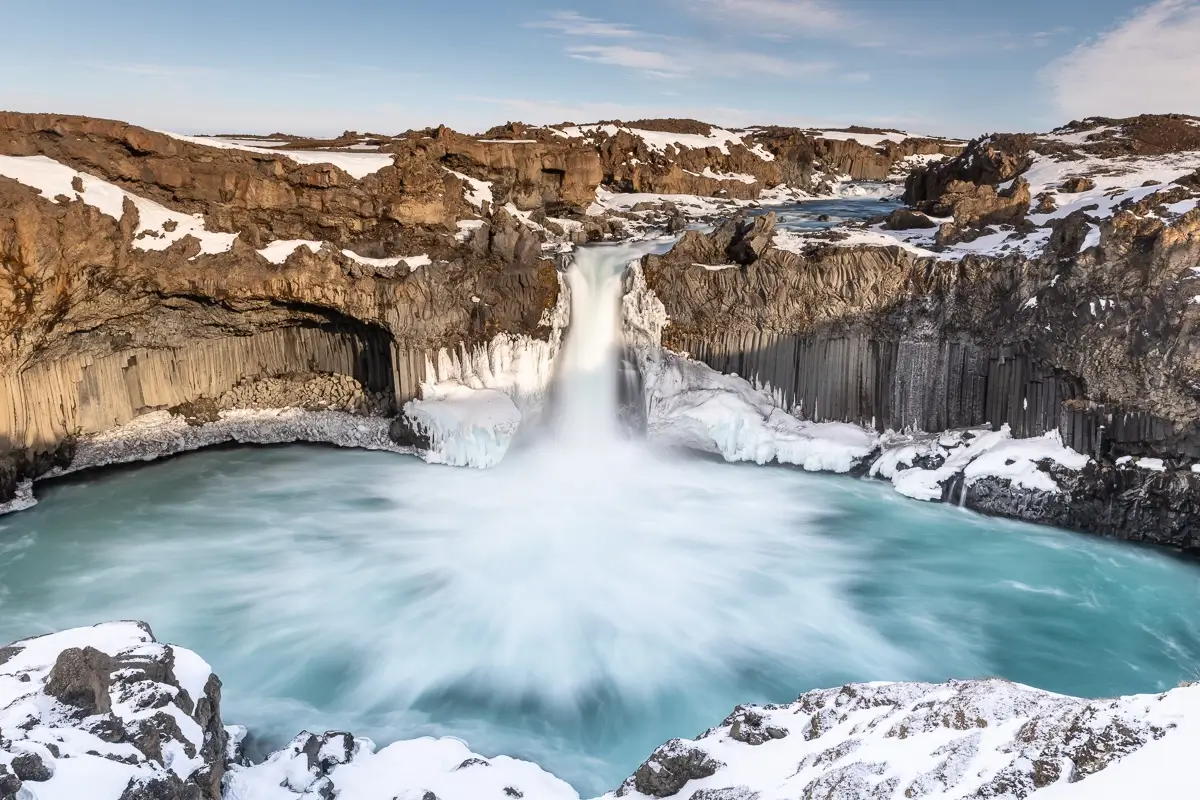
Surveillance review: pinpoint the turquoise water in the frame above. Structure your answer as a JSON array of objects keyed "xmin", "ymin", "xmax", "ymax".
[{"xmin": 2, "ymin": 444, "xmax": 1199, "ymax": 796}]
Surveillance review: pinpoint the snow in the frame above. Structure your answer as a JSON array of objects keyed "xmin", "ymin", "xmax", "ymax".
[
  {"xmin": 212, "ymin": 137, "xmax": 291, "ymax": 148},
  {"xmin": 34, "ymin": 409, "xmax": 406, "ymax": 493},
  {"xmin": 803, "ymin": 131, "xmax": 1200, "ymax": 262},
  {"xmin": 693, "ymin": 262, "xmax": 738, "ymax": 271},
  {"xmin": 0, "ymin": 154, "xmax": 238, "ymax": 256},
  {"xmin": 773, "ymin": 226, "xmax": 940, "ymax": 258},
  {"xmin": 1042, "ymin": 125, "xmax": 1122, "ymax": 145},
  {"xmin": 1021, "ymin": 151, "xmax": 1200, "ymax": 227},
  {"xmin": 0, "ymin": 478, "xmax": 37, "ymax": 516},
  {"xmin": 225, "ymin": 734, "xmax": 580, "ymax": 800},
  {"xmin": 1, "ymin": 622, "xmax": 220, "ymax": 800},
  {"xmin": 157, "ymin": 131, "xmax": 395, "ymax": 179},
  {"xmin": 1136, "ymin": 457, "xmax": 1166, "ymax": 472},
  {"xmin": 804, "ymin": 128, "xmax": 914, "ymax": 147},
  {"xmin": 559, "ymin": 124, "xmax": 775, "ymax": 161},
  {"xmin": 455, "ymin": 218, "xmax": 487, "ymax": 242},
  {"xmin": 588, "ymin": 187, "xmax": 744, "ymax": 218},
  {"xmin": 257, "ymin": 239, "xmax": 322, "ymax": 264},
  {"xmin": 340, "ymin": 249, "xmax": 432, "ymax": 271},
  {"xmin": 170, "ymin": 646, "xmax": 214, "ymax": 709},
  {"xmin": 445, "ymin": 168, "xmax": 494, "ymax": 210},
  {"xmin": 477, "ymin": 138, "xmax": 539, "ymax": 144},
  {"xmin": 871, "ymin": 426, "xmax": 1090, "ymax": 501},
  {"xmin": 685, "ymin": 167, "xmax": 758, "ymax": 184},
  {"xmin": 602, "ymin": 679, "xmax": 1200, "ymax": 800},
  {"xmin": 210, "ymin": 670, "xmax": 1200, "ymax": 800}
]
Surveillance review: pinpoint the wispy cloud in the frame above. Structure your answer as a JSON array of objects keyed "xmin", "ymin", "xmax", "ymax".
[
  {"xmin": 1045, "ymin": 0, "xmax": 1200, "ymax": 119},
  {"xmin": 683, "ymin": 0, "xmax": 843, "ymax": 32},
  {"xmin": 567, "ymin": 45, "xmax": 685, "ymax": 78},
  {"xmin": 529, "ymin": 8, "xmax": 830, "ymax": 79},
  {"xmin": 526, "ymin": 10, "xmax": 641, "ymax": 38}
]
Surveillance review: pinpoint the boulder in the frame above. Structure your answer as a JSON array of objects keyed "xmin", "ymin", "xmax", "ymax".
[
  {"xmin": 1060, "ymin": 176, "xmax": 1096, "ymax": 193},
  {"xmin": 883, "ymin": 208, "xmax": 937, "ymax": 230}
]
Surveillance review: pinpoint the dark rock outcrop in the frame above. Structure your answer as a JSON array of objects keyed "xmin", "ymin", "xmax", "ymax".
[{"xmin": 617, "ymin": 740, "xmax": 725, "ymax": 797}]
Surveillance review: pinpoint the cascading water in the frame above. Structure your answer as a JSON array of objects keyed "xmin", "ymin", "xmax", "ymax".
[
  {"xmin": 3, "ymin": 233, "xmax": 1200, "ymax": 796},
  {"xmin": 549, "ymin": 243, "xmax": 641, "ymax": 442}
]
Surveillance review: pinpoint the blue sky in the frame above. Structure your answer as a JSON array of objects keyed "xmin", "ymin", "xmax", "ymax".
[{"xmin": 2, "ymin": 0, "xmax": 1197, "ymax": 138}]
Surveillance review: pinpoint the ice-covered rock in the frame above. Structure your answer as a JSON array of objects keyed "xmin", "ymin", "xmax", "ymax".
[
  {"xmin": 0, "ymin": 622, "xmax": 227, "ymax": 800},
  {"xmin": 871, "ymin": 426, "xmax": 1091, "ymax": 502},
  {"xmin": 401, "ymin": 285, "xmax": 568, "ymax": 469},
  {"xmin": 622, "ymin": 263, "xmax": 878, "ymax": 473}
]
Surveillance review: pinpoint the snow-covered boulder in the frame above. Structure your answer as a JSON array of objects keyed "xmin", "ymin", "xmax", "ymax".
[
  {"xmin": 0, "ymin": 622, "xmax": 227, "ymax": 800},
  {"xmin": 606, "ymin": 678, "xmax": 1200, "ymax": 800},
  {"xmin": 223, "ymin": 732, "xmax": 580, "ymax": 800}
]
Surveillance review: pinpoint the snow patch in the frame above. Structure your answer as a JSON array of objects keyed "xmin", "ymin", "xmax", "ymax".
[
  {"xmin": 445, "ymin": 168, "xmax": 494, "ymax": 210},
  {"xmin": 257, "ymin": 239, "xmax": 323, "ymax": 264},
  {"xmin": 158, "ymin": 131, "xmax": 395, "ymax": 179},
  {"xmin": 0, "ymin": 154, "xmax": 237, "ymax": 256},
  {"xmin": 341, "ymin": 249, "xmax": 432, "ymax": 271}
]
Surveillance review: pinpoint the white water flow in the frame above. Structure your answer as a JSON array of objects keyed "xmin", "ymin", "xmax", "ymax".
[
  {"xmin": 6, "ymin": 239, "xmax": 1200, "ymax": 795},
  {"xmin": 550, "ymin": 243, "xmax": 636, "ymax": 442}
]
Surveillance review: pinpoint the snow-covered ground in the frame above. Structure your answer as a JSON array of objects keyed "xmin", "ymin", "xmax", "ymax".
[
  {"xmin": 555, "ymin": 124, "xmax": 775, "ymax": 161},
  {"xmin": 771, "ymin": 129, "xmax": 1200, "ymax": 262},
  {"xmin": 158, "ymin": 131, "xmax": 396, "ymax": 179}
]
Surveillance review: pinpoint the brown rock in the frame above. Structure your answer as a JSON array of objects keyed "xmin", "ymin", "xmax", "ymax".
[
  {"xmin": 44, "ymin": 647, "xmax": 114, "ymax": 716},
  {"xmin": 1060, "ymin": 176, "xmax": 1096, "ymax": 193},
  {"xmin": 884, "ymin": 208, "xmax": 937, "ymax": 230}
]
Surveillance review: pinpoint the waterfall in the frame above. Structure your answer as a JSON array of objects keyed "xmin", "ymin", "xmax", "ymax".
[{"xmin": 551, "ymin": 242, "xmax": 666, "ymax": 443}]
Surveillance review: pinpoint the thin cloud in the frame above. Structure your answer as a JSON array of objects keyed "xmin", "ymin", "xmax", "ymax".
[
  {"xmin": 685, "ymin": 0, "xmax": 843, "ymax": 31},
  {"xmin": 529, "ymin": 10, "xmax": 829, "ymax": 80},
  {"xmin": 568, "ymin": 43, "xmax": 828, "ymax": 79},
  {"xmin": 527, "ymin": 11, "xmax": 642, "ymax": 38},
  {"xmin": 567, "ymin": 45, "xmax": 685, "ymax": 78},
  {"xmin": 1045, "ymin": 0, "xmax": 1200, "ymax": 120}
]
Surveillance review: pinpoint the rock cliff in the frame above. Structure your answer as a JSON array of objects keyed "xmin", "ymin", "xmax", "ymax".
[
  {"xmin": 640, "ymin": 114, "xmax": 1200, "ymax": 546},
  {"xmin": 0, "ymin": 113, "xmax": 569, "ymax": 504},
  {"xmin": 0, "ymin": 111, "xmax": 966, "ymax": 508}
]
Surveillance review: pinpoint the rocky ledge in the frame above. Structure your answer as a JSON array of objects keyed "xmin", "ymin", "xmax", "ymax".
[
  {"xmin": 4, "ymin": 623, "xmax": 1197, "ymax": 799},
  {"xmin": 636, "ymin": 113, "xmax": 1200, "ymax": 551}
]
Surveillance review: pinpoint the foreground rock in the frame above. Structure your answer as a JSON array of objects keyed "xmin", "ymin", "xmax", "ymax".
[
  {"xmin": 1, "ymin": 622, "xmax": 227, "ymax": 800},
  {"xmin": 610, "ymin": 679, "xmax": 1200, "ymax": 799},
  {"xmin": 636, "ymin": 113, "xmax": 1200, "ymax": 548},
  {"xmin": 6, "ymin": 622, "xmax": 1198, "ymax": 799}
]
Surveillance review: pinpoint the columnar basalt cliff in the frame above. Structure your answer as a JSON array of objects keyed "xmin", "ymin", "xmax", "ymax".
[
  {"xmin": 0, "ymin": 111, "xmax": 968, "ymax": 507},
  {"xmin": 0, "ymin": 113, "xmax": 567, "ymax": 502},
  {"xmin": 639, "ymin": 114, "xmax": 1200, "ymax": 548}
]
